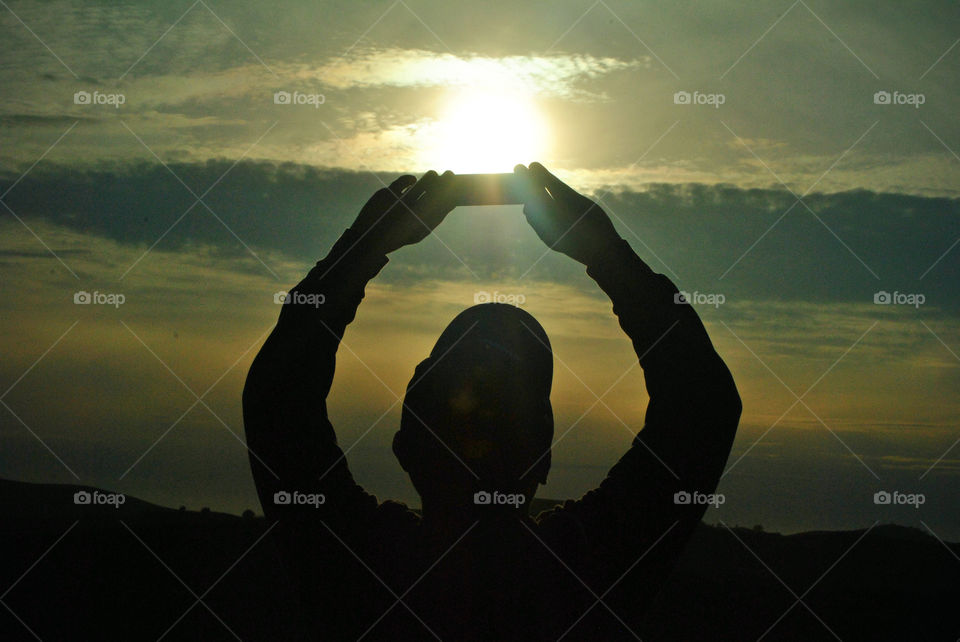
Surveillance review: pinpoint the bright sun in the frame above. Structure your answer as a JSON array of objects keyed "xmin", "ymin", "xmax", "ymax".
[{"xmin": 429, "ymin": 90, "xmax": 548, "ymax": 173}]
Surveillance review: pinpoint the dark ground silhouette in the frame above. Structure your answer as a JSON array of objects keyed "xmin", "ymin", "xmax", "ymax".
[{"xmin": 1, "ymin": 479, "xmax": 957, "ymax": 641}]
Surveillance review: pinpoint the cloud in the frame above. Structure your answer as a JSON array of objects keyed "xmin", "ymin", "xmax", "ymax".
[
  {"xmin": 3, "ymin": 160, "xmax": 959, "ymax": 310},
  {"xmin": 309, "ymin": 48, "xmax": 649, "ymax": 100},
  {"xmin": 3, "ymin": 0, "xmax": 960, "ymax": 196}
]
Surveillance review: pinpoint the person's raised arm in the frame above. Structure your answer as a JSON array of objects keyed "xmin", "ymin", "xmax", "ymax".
[
  {"xmin": 241, "ymin": 171, "xmax": 457, "ymax": 638},
  {"xmin": 515, "ymin": 162, "xmax": 741, "ymax": 608},
  {"xmin": 242, "ymin": 171, "xmax": 457, "ymax": 521}
]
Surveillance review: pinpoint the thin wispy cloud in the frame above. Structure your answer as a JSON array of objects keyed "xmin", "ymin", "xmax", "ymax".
[{"xmin": 309, "ymin": 47, "xmax": 648, "ymax": 100}]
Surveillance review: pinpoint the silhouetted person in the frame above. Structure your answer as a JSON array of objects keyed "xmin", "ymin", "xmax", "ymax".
[{"xmin": 243, "ymin": 163, "xmax": 741, "ymax": 640}]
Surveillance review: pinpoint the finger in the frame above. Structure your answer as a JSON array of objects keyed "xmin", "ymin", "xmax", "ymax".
[
  {"xmin": 400, "ymin": 170, "xmax": 439, "ymax": 207},
  {"xmin": 389, "ymin": 174, "xmax": 417, "ymax": 196},
  {"xmin": 423, "ymin": 170, "xmax": 456, "ymax": 204},
  {"xmin": 364, "ymin": 174, "xmax": 415, "ymax": 212},
  {"xmin": 513, "ymin": 164, "xmax": 554, "ymax": 219},
  {"xmin": 513, "ymin": 164, "xmax": 543, "ymax": 196},
  {"xmin": 417, "ymin": 170, "xmax": 458, "ymax": 225},
  {"xmin": 528, "ymin": 162, "xmax": 579, "ymax": 202},
  {"xmin": 433, "ymin": 169, "xmax": 456, "ymax": 201},
  {"xmin": 363, "ymin": 177, "xmax": 410, "ymax": 215},
  {"xmin": 516, "ymin": 163, "xmax": 552, "ymax": 200}
]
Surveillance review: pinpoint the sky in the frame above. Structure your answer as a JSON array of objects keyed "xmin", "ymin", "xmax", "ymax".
[{"xmin": 1, "ymin": 0, "xmax": 959, "ymax": 539}]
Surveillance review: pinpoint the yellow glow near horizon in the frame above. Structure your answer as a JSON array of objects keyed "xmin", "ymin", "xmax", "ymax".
[{"xmin": 428, "ymin": 89, "xmax": 548, "ymax": 173}]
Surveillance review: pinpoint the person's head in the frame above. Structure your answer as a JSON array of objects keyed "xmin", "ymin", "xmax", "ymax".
[{"xmin": 392, "ymin": 303, "xmax": 554, "ymax": 515}]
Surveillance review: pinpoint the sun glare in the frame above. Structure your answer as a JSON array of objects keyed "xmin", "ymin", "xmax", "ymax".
[{"xmin": 428, "ymin": 89, "xmax": 548, "ymax": 173}]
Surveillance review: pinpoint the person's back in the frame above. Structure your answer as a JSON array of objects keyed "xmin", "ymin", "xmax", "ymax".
[
  {"xmin": 242, "ymin": 164, "xmax": 741, "ymax": 640},
  {"xmin": 312, "ymin": 510, "xmax": 571, "ymax": 640},
  {"xmin": 277, "ymin": 498, "xmax": 693, "ymax": 640}
]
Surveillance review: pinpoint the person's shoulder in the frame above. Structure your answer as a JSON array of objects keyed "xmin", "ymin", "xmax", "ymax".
[
  {"xmin": 374, "ymin": 499, "xmax": 420, "ymax": 532},
  {"xmin": 534, "ymin": 499, "xmax": 578, "ymax": 524},
  {"xmin": 534, "ymin": 500, "xmax": 588, "ymax": 540},
  {"xmin": 532, "ymin": 501, "xmax": 593, "ymax": 568}
]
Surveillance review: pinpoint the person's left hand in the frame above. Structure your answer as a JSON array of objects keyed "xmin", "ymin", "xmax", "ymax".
[
  {"xmin": 350, "ymin": 170, "xmax": 457, "ymax": 256},
  {"xmin": 513, "ymin": 163, "xmax": 621, "ymax": 266}
]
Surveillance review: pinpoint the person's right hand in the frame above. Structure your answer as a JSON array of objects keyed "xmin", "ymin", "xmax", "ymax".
[
  {"xmin": 350, "ymin": 170, "xmax": 457, "ymax": 257},
  {"xmin": 514, "ymin": 162, "xmax": 622, "ymax": 266}
]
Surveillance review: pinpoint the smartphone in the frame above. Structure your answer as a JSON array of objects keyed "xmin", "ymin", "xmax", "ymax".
[{"xmin": 450, "ymin": 173, "xmax": 525, "ymax": 206}]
